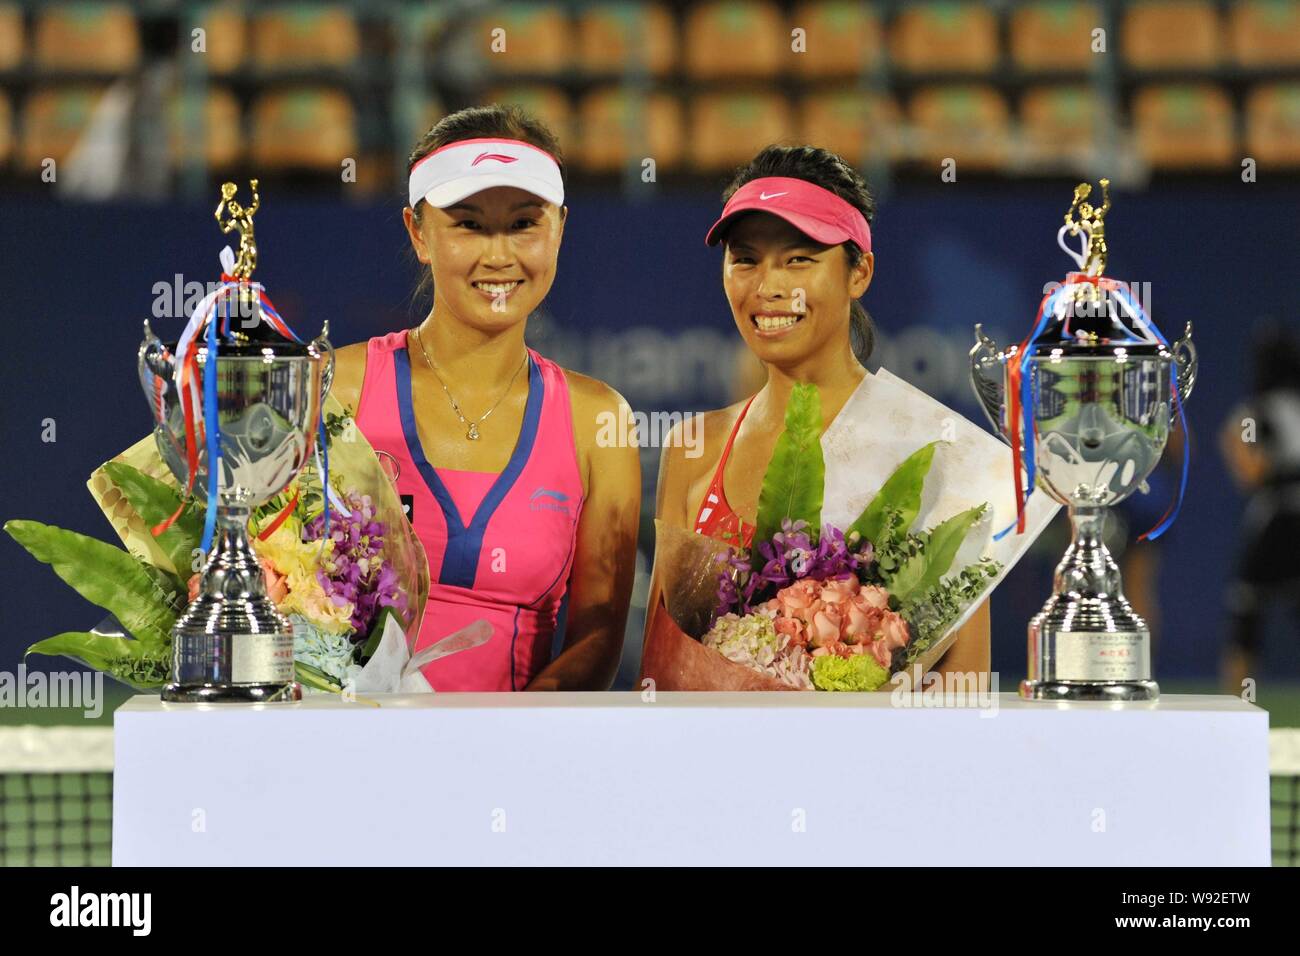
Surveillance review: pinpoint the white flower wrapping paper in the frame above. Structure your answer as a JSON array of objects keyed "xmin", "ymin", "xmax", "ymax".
[
  {"xmin": 820, "ymin": 366, "xmax": 1061, "ymax": 638},
  {"xmin": 342, "ymin": 615, "xmax": 493, "ymax": 694}
]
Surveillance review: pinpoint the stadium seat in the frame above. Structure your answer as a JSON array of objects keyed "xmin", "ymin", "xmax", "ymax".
[
  {"xmin": 0, "ymin": 4, "xmax": 23, "ymax": 72},
  {"xmin": 1246, "ymin": 82, "xmax": 1300, "ymax": 166},
  {"xmin": 797, "ymin": 88, "xmax": 900, "ymax": 165},
  {"xmin": 169, "ymin": 87, "xmax": 242, "ymax": 170},
  {"xmin": 1131, "ymin": 84, "xmax": 1235, "ymax": 168},
  {"xmin": 578, "ymin": 2, "xmax": 675, "ymax": 76},
  {"xmin": 788, "ymin": 1, "xmax": 884, "ymax": 77},
  {"xmin": 33, "ymin": 4, "xmax": 140, "ymax": 74},
  {"xmin": 250, "ymin": 87, "xmax": 357, "ymax": 170},
  {"xmin": 1020, "ymin": 85, "xmax": 1102, "ymax": 165},
  {"xmin": 891, "ymin": 3, "xmax": 999, "ymax": 74},
  {"xmin": 481, "ymin": 85, "xmax": 573, "ymax": 144},
  {"xmin": 480, "ymin": 4, "xmax": 570, "ymax": 74},
  {"xmin": 1230, "ymin": 0, "xmax": 1300, "ymax": 68},
  {"xmin": 688, "ymin": 91, "xmax": 794, "ymax": 171},
  {"xmin": 1010, "ymin": 1, "xmax": 1100, "ymax": 73},
  {"xmin": 19, "ymin": 86, "xmax": 108, "ymax": 168},
  {"xmin": 400, "ymin": 96, "xmax": 449, "ymax": 161},
  {"xmin": 1121, "ymin": 1, "xmax": 1221, "ymax": 69},
  {"xmin": 197, "ymin": 3, "xmax": 247, "ymax": 74},
  {"xmin": 0, "ymin": 90, "xmax": 11, "ymax": 165},
  {"xmin": 684, "ymin": 2, "xmax": 785, "ymax": 80},
  {"xmin": 252, "ymin": 6, "xmax": 360, "ymax": 70},
  {"xmin": 908, "ymin": 84, "xmax": 1011, "ymax": 170},
  {"xmin": 576, "ymin": 88, "xmax": 684, "ymax": 172}
]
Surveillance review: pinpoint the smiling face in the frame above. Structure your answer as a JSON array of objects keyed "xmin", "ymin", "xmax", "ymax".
[
  {"xmin": 722, "ymin": 211, "xmax": 873, "ymax": 366},
  {"xmin": 404, "ymin": 185, "xmax": 566, "ymax": 332}
]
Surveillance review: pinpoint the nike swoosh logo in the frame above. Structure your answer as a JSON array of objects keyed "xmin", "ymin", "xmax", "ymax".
[
  {"xmin": 472, "ymin": 152, "xmax": 519, "ymax": 166},
  {"xmin": 759, "ymin": 191, "xmax": 788, "ymax": 200}
]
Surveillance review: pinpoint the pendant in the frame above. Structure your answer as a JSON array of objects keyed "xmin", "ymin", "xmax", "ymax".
[{"xmin": 466, "ymin": 422, "xmax": 480, "ymax": 440}]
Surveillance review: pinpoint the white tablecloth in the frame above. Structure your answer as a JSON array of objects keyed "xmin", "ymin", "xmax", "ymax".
[{"xmin": 112, "ymin": 691, "xmax": 1270, "ymax": 865}]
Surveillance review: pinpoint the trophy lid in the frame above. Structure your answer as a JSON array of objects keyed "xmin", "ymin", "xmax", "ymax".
[
  {"xmin": 167, "ymin": 179, "xmax": 313, "ymax": 358},
  {"xmin": 183, "ymin": 295, "xmax": 315, "ymax": 359},
  {"xmin": 1026, "ymin": 273, "xmax": 1166, "ymax": 358},
  {"xmin": 1029, "ymin": 180, "xmax": 1166, "ymax": 358}
]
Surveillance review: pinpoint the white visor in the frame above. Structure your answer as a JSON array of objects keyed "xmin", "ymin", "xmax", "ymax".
[{"xmin": 408, "ymin": 137, "xmax": 564, "ymax": 209}]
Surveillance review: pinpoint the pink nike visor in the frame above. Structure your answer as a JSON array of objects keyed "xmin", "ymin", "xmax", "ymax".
[{"xmin": 704, "ymin": 176, "xmax": 871, "ymax": 253}]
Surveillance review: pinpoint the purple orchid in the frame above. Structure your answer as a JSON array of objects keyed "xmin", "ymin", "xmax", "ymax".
[
  {"xmin": 711, "ymin": 517, "xmax": 878, "ymax": 620},
  {"xmin": 304, "ymin": 491, "xmax": 409, "ymax": 639}
]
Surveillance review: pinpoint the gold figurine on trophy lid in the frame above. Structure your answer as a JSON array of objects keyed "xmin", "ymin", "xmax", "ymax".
[
  {"xmin": 214, "ymin": 178, "xmax": 261, "ymax": 333},
  {"xmin": 1063, "ymin": 177, "xmax": 1111, "ymax": 276},
  {"xmin": 1061, "ymin": 178, "xmax": 1112, "ymax": 336}
]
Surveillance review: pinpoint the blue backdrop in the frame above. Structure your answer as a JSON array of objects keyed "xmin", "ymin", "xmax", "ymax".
[{"xmin": 3, "ymin": 180, "xmax": 1296, "ymax": 685}]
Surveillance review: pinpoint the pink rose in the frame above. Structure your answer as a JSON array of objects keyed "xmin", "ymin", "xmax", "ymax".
[
  {"xmin": 867, "ymin": 635, "xmax": 893, "ymax": 668},
  {"xmin": 774, "ymin": 579, "xmax": 814, "ymax": 611},
  {"xmin": 772, "ymin": 615, "xmax": 807, "ymax": 646},
  {"xmin": 880, "ymin": 610, "xmax": 910, "ymax": 651},
  {"xmin": 843, "ymin": 598, "xmax": 871, "ymax": 640},
  {"xmin": 810, "ymin": 607, "xmax": 841, "ymax": 647},
  {"xmin": 802, "ymin": 598, "xmax": 826, "ymax": 626},
  {"xmin": 859, "ymin": 585, "xmax": 891, "ymax": 610},
  {"xmin": 819, "ymin": 577, "xmax": 859, "ymax": 604},
  {"xmin": 262, "ymin": 560, "xmax": 289, "ymax": 604},
  {"xmin": 865, "ymin": 609, "xmax": 911, "ymax": 668}
]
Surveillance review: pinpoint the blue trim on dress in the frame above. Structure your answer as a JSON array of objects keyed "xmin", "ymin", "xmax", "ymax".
[{"xmin": 394, "ymin": 345, "xmax": 544, "ymax": 588}]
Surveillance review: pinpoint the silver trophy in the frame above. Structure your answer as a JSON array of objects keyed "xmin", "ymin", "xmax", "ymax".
[
  {"xmin": 138, "ymin": 180, "xmax": 332, "ymax": 702},
  {"xmin": 970, "ymin": 180, "xmax": 1197, "ymax": 701}
]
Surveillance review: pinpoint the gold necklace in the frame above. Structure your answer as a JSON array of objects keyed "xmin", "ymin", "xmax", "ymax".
[{"xmin": 411, "ymin": 325, "xmax": 527, "ymax": 441}]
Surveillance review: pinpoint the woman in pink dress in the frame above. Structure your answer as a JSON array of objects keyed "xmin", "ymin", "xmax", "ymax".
[{"xmin": 332, "ymin": 106, "xmax": 640, "ymax": 691}]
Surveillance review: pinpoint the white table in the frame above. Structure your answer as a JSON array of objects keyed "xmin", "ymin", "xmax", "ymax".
[{"xmin": 112, "ymin": 691, "xmax": 1270, "ymax": 865}]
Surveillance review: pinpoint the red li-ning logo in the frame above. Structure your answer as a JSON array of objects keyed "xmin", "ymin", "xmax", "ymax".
[{"xmin": 472, "ymin": 152, "xmax": 519, "ymax": 166}]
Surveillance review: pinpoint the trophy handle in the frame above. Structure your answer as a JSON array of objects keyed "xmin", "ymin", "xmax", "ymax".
[
  {"xmin": 970, "ymin": 324, "xmax": 1008, "ymax": 439},
  {"xmin": 1170, "ymin": 321, "xmax": 1197, "ymax": 419},
  {"xmin": 312, "ymin": 320, "xmax": 336, "ymax": 407},
  {"xmin": 138, "ymin": 319, "xmax": 175, "ymax": 427}
]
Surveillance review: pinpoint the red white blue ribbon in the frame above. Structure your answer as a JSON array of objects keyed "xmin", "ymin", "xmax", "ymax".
[{"xmin": 148, "ymin": 246, "xmax": 347, "ymax": 556}]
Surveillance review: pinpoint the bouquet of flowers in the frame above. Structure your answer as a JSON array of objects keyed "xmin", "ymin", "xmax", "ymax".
[
  {"xmin": 5, "ymin": 394, "xmax": 430, "ymax": 693},
  {"xmin": 641, "ymin": 369, "xmax": 1060, "ymax": 692}
]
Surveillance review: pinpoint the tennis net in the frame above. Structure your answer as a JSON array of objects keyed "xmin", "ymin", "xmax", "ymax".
[{"xmin": 0, "ymin": 727, "xmax": 113, "ymax": 867}]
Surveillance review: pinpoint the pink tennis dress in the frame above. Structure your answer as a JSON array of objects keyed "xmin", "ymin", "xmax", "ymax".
[{"xmin": 353, "ymin": 330, "xmax": 585, "ymax": 691}]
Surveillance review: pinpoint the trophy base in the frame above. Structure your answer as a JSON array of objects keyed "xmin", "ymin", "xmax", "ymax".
[
  {"xmin": 1025, "ymin": 504, "xmax": 1160, "ymax": 703},
  {"xmin": 1019, "ymin": 678, "xmax": 1159, "ymax": 702},
  {"xmin": 161, "ymin": 681, "xmax": 303, "ymax": 703}
]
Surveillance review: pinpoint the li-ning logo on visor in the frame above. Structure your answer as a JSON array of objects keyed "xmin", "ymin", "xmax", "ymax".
[
  {"xmin": 759, "ymin": 191, "xmax": 788, "ymax": 200},
  {"xmin": 472, "ymin": 151, "xmax": 519, "ymax": 166}
]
